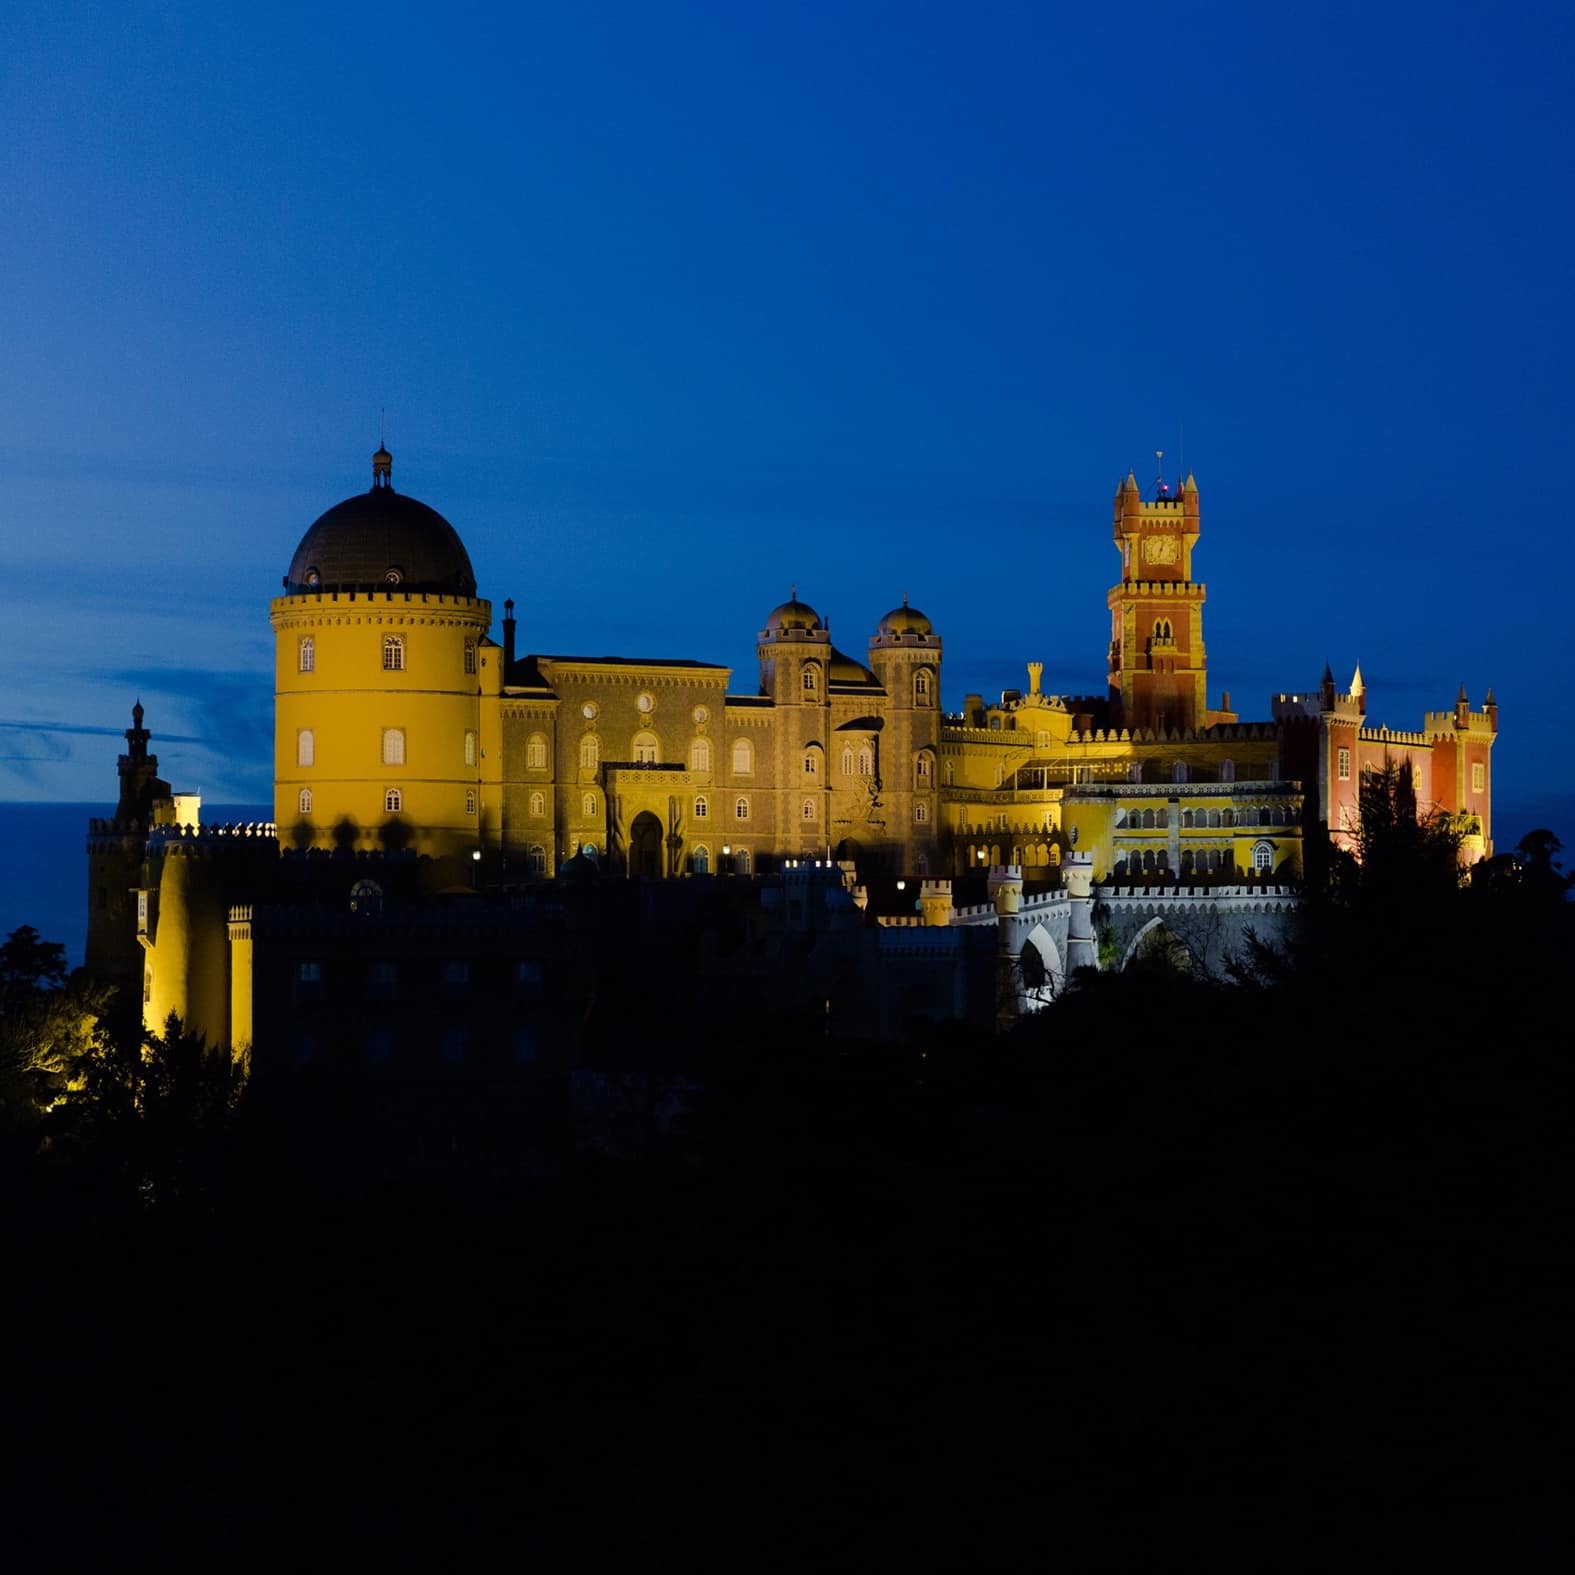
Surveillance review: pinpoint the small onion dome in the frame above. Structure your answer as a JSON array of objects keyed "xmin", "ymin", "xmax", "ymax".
[
  {"xmin": 877, "ymin": 595, "xmax": 933, "ymax": 636},
  {"xmin": 829, "ymin": 647, "xmax": 878, "ymax": 685},
  {"xmin": 765, "ymin": 593, "xmax": 821, "ymax": 632}
]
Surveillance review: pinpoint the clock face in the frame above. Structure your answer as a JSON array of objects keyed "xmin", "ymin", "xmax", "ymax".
[{"xmin": 1142, "ymin": 534, "xmax": 1180, "ymax": 565}]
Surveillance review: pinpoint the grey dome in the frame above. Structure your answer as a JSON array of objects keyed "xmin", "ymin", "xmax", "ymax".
[{"xmin": 283, "ymin": 450, "xmax": 477, "ymax": 596}]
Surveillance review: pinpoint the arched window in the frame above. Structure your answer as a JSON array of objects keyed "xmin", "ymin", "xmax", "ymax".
[
  {"xmin": 581, "ymin": 734, "xmax": 601, "ymax": 770},
  {"xmin": 735, "ymin": 848, "xmax": 752, "ymax": 874},
  {"xmin": 1252, "ymin": 840, "xmax": 1274, "ymax": 874},
  {"xmin": 1142, "ymin": 809, "xmax": 1156, "ymax": 829},
  {"xmin": 914, "ymin": 802, "xmax": 929, "ymax": 824},
  {"xmin": 1181, "ymin": 849, "xmax": 1195, "ymax": 875},
  {"xmin": 694, "ymin": 796, "xmax": 708, "ymax": 819},
  {"xmin": 526, "ymin": 844, "xmax": 547, "ymax": 875},
  {"xmin": 732, "ymin": 738, "xmax": 753, "ymax": 775},
  {"xmin": 841, "ymin": 746, "xmax": 855, "ymax": 777},
  {"xmin": 1182, "ymin": 809, "xmax": 1194, "ymax": 828},
  {"xmin": 385, "ymin": 787, "xmax": 402, "ymax": 813},
  {"xmin": 1156, "ymin": 809, "xmax": 1168, "ymax": 828},
  {"xmin": 692, "ymin": 846, "xmax": 709, "ymax": 875},
  {"xmin": 943, "ymin": 760, "xmax": 954, "ymax": 786},
  {"xmin": 802, "ymin": 798, "xmax": 817, "ymax": 821},
  {"xmin": 803, "ymin": 663, "xmax": 820, "ymax": 696},
  {"xmin": 466, "ymin": 790, "xmax": 477, "ymax": 816},
  {"xmin": 916, "ymin": 754, "xmax": 932, "ymax": 784},
  {"xmin": 298, "ymin": 788, "xmax": 312, "ymax": 815},
  {"xmin": 1259, "ymin": 807, "xmax": 1272, "ymax": 826},
  {"xmin": 383, "ymin": 635, "xmax": 405, "ymax": 672},
  {"xmin": 914, "ymin": 669, "xmax": 932, "ymax": 704},
  {"xmin": 690, "ymin": 738, "xmax": 711, "ymax": 773},
  {"xmin": 734, "ymin": 797, "xmax": 750, "ymax": 821},
  {"xmin": 298, "ymin": 636, "xmax": 314, "ymax": 673},
  {"xmin": 633, "ymin": 732, "xmax": 658, "ymax": 764},
  {"xmin": 1221, "ymin": 808, "xmax": 1235, "ymax": 827},
  {"xmin": 858, "ymin": 747, "xmax": 873, "ymax": 777},
  {"xmin": 1219, "ymin": 759, "xmax": 1236, "ymax": 784},
  {"xmin": 529, "ymin": 791, "xmax": 545, "ymax": 817},
  {"xmin": 526, "ymin": 733, "xmax": 548, "ymax": 770},
  {"xmin": 1047, "ymin": 845, "xmax": 1061, "ymax": 865},
  {"xmin": 1130, "ymin": 762, "xmax": 1145, "ymax": 783},
  {"xmin": 464, "ymin": 641, "xmax": 477, "ymax": 675},
  {"xmin": 584, "ymin": 793, "xmax": 597, "ymax": 818},
  {"xmin": 1173, "ymin": 761, "xmax": 1188, "ymax": 783},
  {"xmin": 382, "ymin": 728, "xmax": 405, "ymax": 766},
  {"xmin": 1207, "ymin": 809, "xmax": 1221, "ymax": 828},
  {"xmin": 464, "ymin": 730, "xmax": 477, "ymax": 767},
  {"xmin": 803, "ymin": 749, "xmax": 819, "ymax": 778},
  {"xmin": 297, "ymin": 729, "xmax": 314, "ymax": 767}
]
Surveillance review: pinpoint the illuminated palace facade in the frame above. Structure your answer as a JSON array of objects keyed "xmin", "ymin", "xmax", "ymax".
[{"xmin": 87, "ymin": 449, "xmax": 1497, "ymax": 1046}]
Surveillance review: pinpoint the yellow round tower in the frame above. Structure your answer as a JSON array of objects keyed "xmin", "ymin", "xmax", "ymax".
[{"xmin": 270, "ymin": 447, "xmax": 492, "ymax": 861}]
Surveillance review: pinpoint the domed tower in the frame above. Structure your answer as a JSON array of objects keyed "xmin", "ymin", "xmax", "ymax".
[
  {"xmin": 271, "ymin": 448, "xmax": 491, "ymax": 860},
  {"xmin": 868, "ymin": 597, "xmax": 943, "ymax": 871},
  {"xmin": 758, "ymin": 592, "xmax": 832, "ymax": 853}
]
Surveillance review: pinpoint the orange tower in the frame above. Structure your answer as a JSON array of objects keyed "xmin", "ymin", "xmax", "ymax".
[{"xmin": 1107, "ymin": 467, "xmax": 1206, "ymax": 732}]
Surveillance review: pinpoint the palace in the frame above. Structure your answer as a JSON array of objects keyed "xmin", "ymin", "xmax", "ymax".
[{"xmin": 86, "ymin": 448, "xmax": 1497, "ymax": 1050}]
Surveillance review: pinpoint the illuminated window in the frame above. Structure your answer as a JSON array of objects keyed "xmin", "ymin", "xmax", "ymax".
[
  {"xmin": 916, "ymin": 755, "xmax": 932, "ymax": 783},
  {"xmin": 1252, "ymin": 841, "xmax": 1274, "ymax": 874},
  {"xmin": 802, "ymin": 798, "xmax": 817, "ymax": 821},
  {"xmin": 529, "ymin": 791, "xmax": 545, "ymax": 817},
  {"xmin": 382, "ymin": 728, "xmax": 405, "ymax": 766},
  {"xmin": 584, "ymin": 793, "xmax": 597, "ymax": 818},
  {"xmin": 464, "ymin": 641, "xmax": 477, "ymax": 675},
  {"xmin": 383, "ymin": 635, "xmax": 405, "ymax": 672},
  {"xmin": 735, "ymin": 796, "xmax": 749, "ymax": 821},
  {"xmin": 803, "ymin": 750, "xmax": 818, "ymax": 777},
  {"xmin": 298, "ymin": 788, "xmax": 312, "ymax": 815},
  {"xmin": 464, "ymin": 730, "xmax": 477, "ymax": 767},
  {"xmin": 633, "ymin": 732, "xmax": 658, "ymax": 764},
  {"xmin": 915, "ymin": 802, "xmax": 929, "ymax": 824},
  {"xmin": 692, "ymin": 846, "xmax": 710, "ymax": 874},
  {"xmin": 803, "ymin": 664, "xmax": 819, "ymax": 696},
  {"xmin": 297, "ymin": 729, "xmax": 315, "ymax": 767},
  {"xmin": 526, "ymin": 733, "xmax": 548, "ymax": 770},
  {"xmin": 298, "ymin": 636, "xmax": 315, "ymax": 673},
  {"xmin": 581, "ymin": 734, "xmax": 601, "ymax": 770},
  {"xmin": 694, "ymin": 796, "xmax": 708, "ymax": 819},
  {"xmin": 914, "ymin": 670, "xmax": 932, "ymax": 703},
  {"xmin": 467, "ymin": 790, "xmax": 477, "ymax": 816},
  {"xmin": 385, "ymin": 787, "xmax": 402, "ymax": 813},
  {"xmin": 690, "ymin": 738, "xmax": 711, "ymax": 773},
  {"xmin": 1337, "ymin": 748, "xmax": 1351, "ymax": 781},
  {"xmin": 732, "ymin": 739, "xmax": 753, "ymax": 774},
  {"xmin": 1472, "ymin": 761, "xmax": 1484, "ymax": 792}
]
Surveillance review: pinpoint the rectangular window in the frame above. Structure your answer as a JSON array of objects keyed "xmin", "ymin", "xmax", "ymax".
[
  {"xmin": 1471, "ymin": 761, "xmax": 1485, "ymax": 793},
  {"xmin": 464, "ymin": 730, "xmax": 477, "ymax": 767},
  {"xmin": 383, "ymin": 635, "xmax": 405, "ymax": 671},
  {"xmin": 1337, "ymin": 747, "xmax": 1351, "ymax": 781},
  {"xmin": 464, "ymin": 642, "xmax": 477, "ymax": 675},
  {"xmin": 382, "ymin": 728, "xmax": 405, "ymax": 766},
  {"xmin": 298, "ymin": 636, "xmax": 314, "ymax": 673}
]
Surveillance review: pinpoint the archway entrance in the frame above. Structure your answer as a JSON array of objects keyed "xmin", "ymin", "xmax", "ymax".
[
  {"xmin": 630, "ymin": 811, "xmax": 663, "ymax": 879},
  {"xmin": 835, "ymin": 837, "xmax": 863, "ymax": 866}
]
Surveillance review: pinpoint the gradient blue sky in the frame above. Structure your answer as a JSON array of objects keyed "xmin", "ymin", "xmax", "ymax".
[{"xmin": 4, "ymin": 0, "xmax": 1573, "ymax": 848}]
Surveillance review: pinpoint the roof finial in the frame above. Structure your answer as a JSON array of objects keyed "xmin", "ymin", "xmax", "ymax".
[
  {"xmin": 372, "ymin": 437, "xmax": 393, "ymax": 491},
  {"xmin": 790, "ymin": 582, "xmax": 797, "ymax": 602}
]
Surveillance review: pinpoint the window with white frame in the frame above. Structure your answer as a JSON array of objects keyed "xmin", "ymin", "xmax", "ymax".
[
  {"xmin": 803, "ymin": 664, "xmax": 819, "ymax": 696},
  {"xmin": 581, "ymin": 734, "xmax": 600, "ymax": 770},
  {"xmin": 529, "ymin": 791, "xmax": 545, "ymax": 817},
  {"xmin": 466, "ymin": 790, "xmax": 477, "ymax": 816},
  {"xmin": 915, "ymin": 802, "xmax": 929, "ymax": 823},
  {"xmin": 694, "ymin": 796, "xmax": 708, "ymax": 819},
  {"xmin": 1337, "ymin": 748, "xmax": 1351, "ymax": 781},
  {"xmin": 633, "ymin": 732, "xmax": 658, "ymax": 764},
  {"xmin": 690, "ymin": 738, "xmax": 711, "ymax": 773},
  {"xmin": 803, "ymin": 749, "xmax": 819, "ymax": 777},
  {"xmin": 735, "ymin": 796, "xmax": 749, "ymax": 821},
  {"xmin": 802, "ymin": 798, "xmax": 816, "ymax": 821},
  {"xmin": 464, "ymin": 730, "xmax": 477, "ymax": 767},
  {"xmin": 914, "ymin": 669, "xmax": 932, "ymax": 703},
  {"xmin": 1471, "ymin": 761, "xmax": 1485, "ymax": 792},
  {"xmin": 382, "ymin": 728, "xmax": 405, "ymax": 765},
  {"xmin": 1252, "ymin": 841, "xmax": 1274, "ymax": 874},
  {"xmin": 298, "ymin": 636, "xmax": 314, "ymax": 673},
  {"xmin": 297, "ymin": 729, "xmax": 315, "ymax": 767},
  {"xmin": 916, "ymin": 754, "xmax": 932, "ymax": 783},
  {"xmin": 298, "ymin": 788, "xmax": 312, "ymax": 815},
  {"xmin": 732, "ymin": 738, "xmax": 753, "ymax": 774},
  {"xmin": 841, "ymin": 746, "xmax": 854, "ymax": 776},
  {"xmin": 383, "ymin": 635, "xmax": 405, "ymax": 671},
  {"xmin": 858, "ymin": 747, "xmax": 872, "ymax": 776},
  {"xmin": 526, "ymin": 733, "xmax": 548, "ymax": 770},
  {"xmin": 385, "ymin": 787, "xmax": 402, "ymax": 813},
  {"xmin": 464, "ymin": 641, "xmax": 477, "ymax": 675}
]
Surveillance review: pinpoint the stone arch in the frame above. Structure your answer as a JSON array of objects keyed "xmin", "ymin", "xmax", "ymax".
[
  {"xmin": 1120, "ymin": 917, "xmax": 1197, "ymax": 976},
  {"xmin": 1017, "ymin": 923, "xmax": 1064, "ymax": 1007},
  {"xmin": 629, "ymin": 811, "xmax": 663, "ymax": 879}
]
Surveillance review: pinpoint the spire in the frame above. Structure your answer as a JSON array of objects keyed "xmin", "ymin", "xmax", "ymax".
[
  {"xmin": 1350, "ymin": 662, "xmax": 1364, "ymax": 694},
  {"xmin": 1484, "ymin": 686, "xmax": 1497, "ymax": 706},
  {"xmin": 1321, "ymin": 660, "xmax": 1335, "ymax": 685},
  {"xmin": 1124, "ymin": 470, "xmax": 1140, "ymax": 493},
  {"xmin": 1183, "ymin": 472, "xmax": 1197, "ymax": 493},
  {"xmin": 1457, "ymin": 681, "xmax": 1469, "ymax": 704}
]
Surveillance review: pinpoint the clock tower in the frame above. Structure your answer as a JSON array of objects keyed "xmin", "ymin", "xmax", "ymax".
[{"xmin": 1107, "ymin": 467, "xmax": 1208, "ymax": 733}]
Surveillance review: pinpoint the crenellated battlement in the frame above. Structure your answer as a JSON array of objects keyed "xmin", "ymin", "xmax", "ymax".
[{"xmin": 147, "ymin": 822, "xmax": 280, "ymax": 857}]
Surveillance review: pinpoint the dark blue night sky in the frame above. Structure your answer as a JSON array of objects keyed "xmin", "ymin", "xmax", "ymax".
[{"xmin": 3, "ymin": 1, "xmax": 1572, "ymax": 853}]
